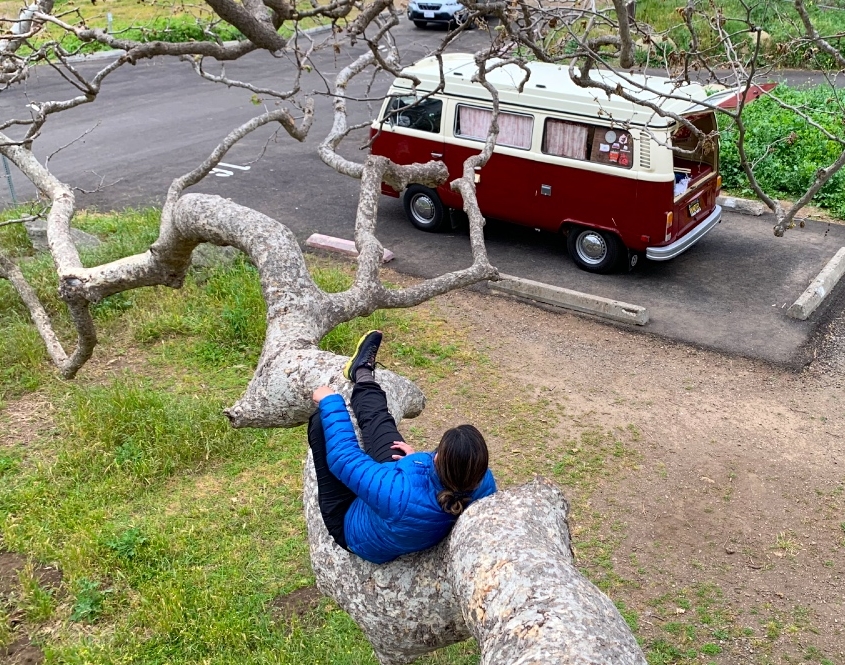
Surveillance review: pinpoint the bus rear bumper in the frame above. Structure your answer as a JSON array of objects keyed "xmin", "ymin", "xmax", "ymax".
[{"xmin": 645, "ymin": 205, "xmax": 722, "ymax": 261}]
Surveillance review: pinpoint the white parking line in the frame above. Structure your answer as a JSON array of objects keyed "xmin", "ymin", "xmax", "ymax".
[{"xmin": 210, "ymin": 162, "xmax": 251, "ymax": 178}]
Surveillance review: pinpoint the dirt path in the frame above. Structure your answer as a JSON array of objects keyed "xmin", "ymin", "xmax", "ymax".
[{"xmin": 427, "ymin": 287, "xmax": 845, "ymax": 664}]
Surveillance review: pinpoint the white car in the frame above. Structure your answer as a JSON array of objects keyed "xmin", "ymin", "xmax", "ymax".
[{"xmin": 406, "ymin": 0, "xmax": 474, "ymax": 29}]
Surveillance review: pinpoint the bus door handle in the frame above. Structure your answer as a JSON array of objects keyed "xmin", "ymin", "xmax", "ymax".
[{"xmin": 430, "ymin": 152, "xmax": 443, "ymax": 159}]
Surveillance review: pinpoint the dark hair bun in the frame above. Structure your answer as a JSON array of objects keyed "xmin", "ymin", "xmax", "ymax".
[{"xmin": 434, "ymin": 425, "xmax": 489, "ymax": 516}]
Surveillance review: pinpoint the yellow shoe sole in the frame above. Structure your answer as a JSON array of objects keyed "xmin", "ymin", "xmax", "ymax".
[{"xmin": 343, "ymin": 330, "xmax": 381, "ymax": 380}]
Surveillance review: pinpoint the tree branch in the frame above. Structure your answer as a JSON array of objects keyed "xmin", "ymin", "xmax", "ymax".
[{"xmin": 795, "ymin": 0, "xmax": 845, "ymax": 69}]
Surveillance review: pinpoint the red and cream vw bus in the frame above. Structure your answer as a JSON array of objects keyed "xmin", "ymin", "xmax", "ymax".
[{"xmin": 371, "ymin": 53, "xmax": 727, "ymax": 273}]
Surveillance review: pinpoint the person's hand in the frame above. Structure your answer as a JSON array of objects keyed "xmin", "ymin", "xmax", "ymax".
[
  {"xmin": 312, "ymin": 386, "xmax": 335, "ymax": 404},
  {"xmin": 391, "ymin": 441, "xmax": 415, "ymax": 460}
]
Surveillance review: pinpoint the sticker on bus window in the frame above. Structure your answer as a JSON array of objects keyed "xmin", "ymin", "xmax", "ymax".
[{"xmin": 591, "ymin": 129, "xmax": 633, "ymax": 168}]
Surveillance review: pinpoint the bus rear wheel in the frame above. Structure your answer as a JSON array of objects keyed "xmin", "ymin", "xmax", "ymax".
[
  {"xmin": 567, "ymin": 226, "xmax": 623, "ymax": 274},
  {"xmin": 403, "ymin": 185, "xmax": 447, "ymax": 232}
]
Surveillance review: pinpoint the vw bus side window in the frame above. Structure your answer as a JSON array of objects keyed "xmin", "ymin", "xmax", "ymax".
[
  {"xmin": 454, "ymin": 105, "xmax": 533, "ymax": 149},
  {"xmin": 542, "ymin": 119, "xmax": 592, "ymax": 160},
  {"xmin": 383, "ymin": 96, "xmax": 442, "ymax": 133},
  {"xmin": 542, "ymin": 120, "xmax": 632, "ymax": 169},
  {"xmin": 590, "ymin": 127, "xmax": 633, "ymax": 169}
]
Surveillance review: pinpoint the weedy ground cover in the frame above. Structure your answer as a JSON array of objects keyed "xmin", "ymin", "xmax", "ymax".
[
  {"xmin": 634, "ymin": 0, "xmax": 845, "ymax": 69},
  {"xmin": 719, "ymin": 84, "xmax": 845, "ymax": 219},
  {"xmin": 0, "ymin": 0, "xmax": 324, "ymax": 54},
  {"xmin": 540, "ymin": 1, "xmax": 845, "ymax": 69},
  {"xmin": 0, "ymin": 208, "xmax": 605, "ymax": 663}
]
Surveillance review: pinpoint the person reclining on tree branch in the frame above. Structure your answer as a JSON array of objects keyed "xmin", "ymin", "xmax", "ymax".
[{"xmin": 309, "ymin": 330, "xmax": 497, "ymax": 564}]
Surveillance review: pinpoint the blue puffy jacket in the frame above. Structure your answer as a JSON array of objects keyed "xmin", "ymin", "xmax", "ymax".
[{"xmin": 318, "ymin": 394, "xmax": 497, "ymax": 564}]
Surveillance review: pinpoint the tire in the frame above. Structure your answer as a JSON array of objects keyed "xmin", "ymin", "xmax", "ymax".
[
  {"xmin": 403, "ymin": 185, "xmax": 447, "ymax": 232},
  {"xmin": 566, "ymin": 225, "xmax": 623, "ymax": 274},
  {"xmin": 413, "ymin": 20, "xmax": 427, "ymax": 28}
]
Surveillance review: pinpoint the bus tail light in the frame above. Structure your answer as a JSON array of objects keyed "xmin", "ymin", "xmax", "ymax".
[
  {"xmin": 716, "ymin": 175, "xmax": 722, "ymax": 192},
  {"xmin": 665, "ymin": 212, "xmax": 673, "ymax": 241}
]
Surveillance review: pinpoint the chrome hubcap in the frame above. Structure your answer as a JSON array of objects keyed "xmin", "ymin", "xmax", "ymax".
[
  {"xmin": 576, "ymin": 231, "xmax": 608, "ymax": 265},
  {"xmin": 411, "ymin": 194, "xmax": 435, "ymax": 223}
]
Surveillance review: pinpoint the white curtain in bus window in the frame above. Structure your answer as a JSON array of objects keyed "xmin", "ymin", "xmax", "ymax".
[
  {"xmin": 543, "ymin": 119, "xmax": 588, "ymax": 160},
  {"xmin": 498, "ymin": 112, "xmax": 532, "ymax": 148},
  {"xmin": 457, "ymin": 106, "xmax": 532, "ymax": 149}
]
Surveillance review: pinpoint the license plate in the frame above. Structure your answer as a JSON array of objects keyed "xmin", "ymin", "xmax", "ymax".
[
  {"xmin": 688, "ymin": 198, "xmax": 701, "ymax": 217},
  {"xmin": 424, "ymin": 10, "xmax": 435, "ymax": 17}
]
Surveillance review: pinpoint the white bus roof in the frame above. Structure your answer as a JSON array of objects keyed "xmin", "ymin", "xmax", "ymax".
[{"xmin": 392, "ymin": 53, "xmax": 713, "ymax": 128}]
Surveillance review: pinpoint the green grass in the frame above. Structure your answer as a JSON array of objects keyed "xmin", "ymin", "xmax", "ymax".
[
  {"xmin": 1, "ymin": 208, "xmax": 571, "ymax": 663},
  {"xmin": 1, "ymin": 0, "xmax": 328, "ymax": 56},
  {"xmin": 538, "ymin": 0, "xmax": 845, "ymax": 70},
  {"xmin": 17, "ymin": 564, "xmax": 56, "ymax": 623},
  {"xmin": 633, "ymin": 0, "xmax": 845, "ymax": 69},
  {"xmin": 0, "ymin": 208, "xmax": 161, "ymax": 401}
]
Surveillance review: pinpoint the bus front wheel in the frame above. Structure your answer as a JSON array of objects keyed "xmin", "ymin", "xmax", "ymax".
[
  {"xmin": 567, "ymin": 226, "xmax": 623, "ymax": 273},
  {"xmin": 403, "ymin": 185, "xmax": 447, "ymax": 232}
]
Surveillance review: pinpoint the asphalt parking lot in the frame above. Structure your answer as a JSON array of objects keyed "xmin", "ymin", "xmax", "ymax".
[{"xmin": 2, "ymin": 21, "xmax": 844, "ymax": 368}]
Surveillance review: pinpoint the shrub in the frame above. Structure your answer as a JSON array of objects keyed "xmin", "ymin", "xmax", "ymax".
[
  {"xmin": 53, "ymin": 16, "xmax": 244, "ymax": 55},
  {"xmin": 719, "ymin": 85, "xmax": 845, "ymax": 218}
]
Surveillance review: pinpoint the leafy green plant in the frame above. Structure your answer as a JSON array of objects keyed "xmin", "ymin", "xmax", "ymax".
[
  {"xmin": 106, "ymin": 527, "xmax": 149, "ymax": 560},
  {"xmin": 0, "ymin": 453, "xmax": 18, "ymax": 476},
  {"xmin": 646, "ymin": 638, "xmax": 696, "ymax": 664},
  {"xmin": 635, "ymin": 0, "xmax": 845, "ymax": 68},
  {"xmin": 765, "ymin": 619, "xmax": 782, "ymax": 640},
  {"xmin": 71, "ymin": 578, "xmax": 108, "ymax": 623},
  {"xmin": 701, "ymin": 643, "xmax": 721, "ymax": 655},
  {"xmin": 719, "ymin": 85, "xmax": 845, "ymax": 218}
]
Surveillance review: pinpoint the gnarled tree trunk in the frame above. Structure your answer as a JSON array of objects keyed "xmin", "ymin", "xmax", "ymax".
[{"xmin": 306, "ymin": 452, "xmax": 647, "ymax": 665}]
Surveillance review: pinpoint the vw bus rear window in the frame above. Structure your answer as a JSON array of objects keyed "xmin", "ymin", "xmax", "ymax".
[
  {"xmin": 383, "ymin": 96, "xmax": 442, "ymax": 133},
  {"xmin": 454, "ymin": 105, "xmax": 533, "ymax": 149}
]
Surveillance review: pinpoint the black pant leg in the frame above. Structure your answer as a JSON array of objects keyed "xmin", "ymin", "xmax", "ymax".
[
  {"xmin": 307, "ymin": 412, "xmax": 354, "ymax": 550},
  {"xmin": 350, "ymin": 381, "xmax": 406, "ymax": 463}
]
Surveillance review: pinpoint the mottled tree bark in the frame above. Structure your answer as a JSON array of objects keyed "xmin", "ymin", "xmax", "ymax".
[{"xmin": 449, "ymin": 479, "xmax": 645, "ymax": 665}]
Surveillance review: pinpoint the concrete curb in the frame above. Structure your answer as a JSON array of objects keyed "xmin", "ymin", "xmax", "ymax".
[
  {"xmin": 64, "ymin": 24, "xmax": 333, "ymax": 63},
  {"xmin": 787, "ymin": 247, "xmax": 845, "ymax": 320},
  {"xmin": 489, "ymin": 274, "xmax": 649, "ymax": 326},
  {"xmin": 716, "ymin": 195, "xmax": 767, "ymax": 216},
  {"xmin": 306, "ymin": 233, "xmax": 395, "ymax": 263}
]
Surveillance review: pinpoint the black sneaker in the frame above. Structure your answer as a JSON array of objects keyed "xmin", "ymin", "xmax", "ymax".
[{"xmin": 343, "ymin": 330, "xmax": 383, "ymax": 381}]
